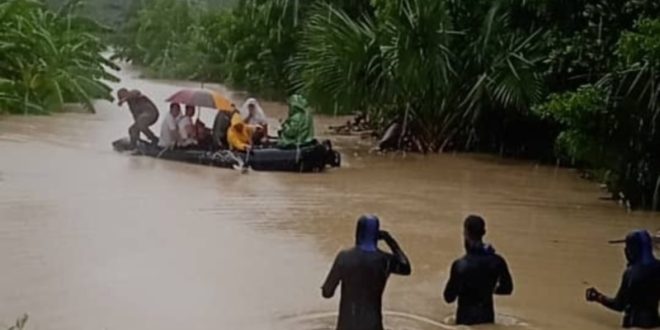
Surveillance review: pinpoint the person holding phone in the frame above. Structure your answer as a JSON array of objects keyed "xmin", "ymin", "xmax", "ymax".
[{"xmin": 321, "ymin": 214, "xmax": 411, "ymax": 330}]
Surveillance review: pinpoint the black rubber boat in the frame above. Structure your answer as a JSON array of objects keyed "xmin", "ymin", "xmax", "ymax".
[{"xmin": 112, "ymin": 138, "xmax": 341, "ymax": 172}]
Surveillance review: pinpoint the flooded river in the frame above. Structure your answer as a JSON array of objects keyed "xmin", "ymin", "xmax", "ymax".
[{"xmin": 1, "ymin": 67, "xmax": 659, "ymax": 330}]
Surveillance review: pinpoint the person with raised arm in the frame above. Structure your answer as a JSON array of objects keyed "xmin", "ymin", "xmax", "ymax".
[{"xmin": 322, "ymin": 215, "xmax": 411, "ymax": 330}]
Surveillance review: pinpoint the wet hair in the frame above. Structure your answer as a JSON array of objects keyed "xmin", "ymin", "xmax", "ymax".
[
  {"xmin": 464, "ymin": 215, "xmax": 486, "ymax": 240},
  {"xmin": 625, "ymin": 230, "xmax": 656, "ymax": 265}
]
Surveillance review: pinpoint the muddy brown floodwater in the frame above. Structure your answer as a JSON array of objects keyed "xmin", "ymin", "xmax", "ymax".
[{"xmin": 1, "ymin": 66, "xmax": 659, "ymax": 330}]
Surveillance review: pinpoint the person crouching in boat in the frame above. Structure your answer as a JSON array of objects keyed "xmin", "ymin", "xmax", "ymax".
[
  {"xmin": 178, "ymin": 105, "xmax": 198, "ymax": 148},
  {"xmin": 159, "ymin": 103, "xmax": 181, "ymax": 148},
  {"xmin": 228, "ymin": 122, "xmax": 255, "ymax": 152},
  {"xmin": 586, "ymin": 230, "xmax": 660, "ymax": 328}
]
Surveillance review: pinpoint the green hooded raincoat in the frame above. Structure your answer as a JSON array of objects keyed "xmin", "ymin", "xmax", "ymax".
[{"xmin": 277, "ymin": 94, "xmax": 315, "ymax": 148}]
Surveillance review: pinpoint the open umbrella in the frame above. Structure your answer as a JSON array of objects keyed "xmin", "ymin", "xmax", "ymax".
[{"xmin": 166, "ymin": 89, "xmax": 233, "ymax": 111}]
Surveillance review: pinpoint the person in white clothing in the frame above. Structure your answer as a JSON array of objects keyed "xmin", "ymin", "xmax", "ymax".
[
  {"xmin": 158, "ymin": 103, "xmax": 181, "ymax": 148},
  {"xmin": 240, "ymin": 98, "xmax": 268, "ymax": 145},
  {"xmin": 178, "ymin": 105, "xmax": 198, "ymax": 147},
  {"xmin": 240, "ymin": 98, "xmax": 268, "ymax": 126}
]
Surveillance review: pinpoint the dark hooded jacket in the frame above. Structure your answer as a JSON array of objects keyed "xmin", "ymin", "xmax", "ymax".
[
  {"xmin": 212, "ymin": 110, "xmax": 239, "ymax": 148},
  {"xmin": 443, "ymin": 241, "xmax": 513, "ymax": 325},
  {"xmin": 321, "ymin": 215, "xmax": 411, "ymax": 330},
  {"xmin": 601, "ymin": 230, "xmax": 660, "ymax": 328}
]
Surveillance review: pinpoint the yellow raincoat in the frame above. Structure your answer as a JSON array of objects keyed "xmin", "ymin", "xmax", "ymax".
[{"xmin": 228, "ymin": 122, "xmax": 253, "ymax": 151}]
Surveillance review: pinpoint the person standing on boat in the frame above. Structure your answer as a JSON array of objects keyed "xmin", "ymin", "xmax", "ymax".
[
  {"xmin": 443, "ymin": 215, "xmax": 513, "ymax": 325},
  {"xmin": 322, "ymin": 215, "xmax": 411, "ymax": 330},
  {"xmin": 158, "ymin": 103, "xmax": 181, "ymax": 148},
  {"xmin": 117, "ymin": 88, "xmax": 160, "ymax": 148},
  {"xmin": 586, "ymin": 230, "xmax": 660, "ymax": 328}
]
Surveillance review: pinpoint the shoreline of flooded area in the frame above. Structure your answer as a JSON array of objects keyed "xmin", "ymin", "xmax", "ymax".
[{"xmin": 0, "ymin": 68, "xmax": 658, "ymax": 330}]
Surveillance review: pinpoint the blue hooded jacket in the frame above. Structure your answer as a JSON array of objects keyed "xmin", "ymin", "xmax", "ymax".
[
  {"xmin": 625, "ymin": 230, "xmax": 656, "ymax": 266},
  {"xmin": 322, "ymin": 214, "xmax": 410, "ymax": 330},
  {"xmin": 355, "ymin": 215, "xmax": 380, "ymax": 252},
  {"xmin": 601, "ymin": 229, "xmax": 660, "ymax": 328}
]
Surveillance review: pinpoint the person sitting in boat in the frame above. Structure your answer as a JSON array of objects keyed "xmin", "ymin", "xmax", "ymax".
[
  {"xmin": 189, "ymin": 105, "xmax": 210, "ymax": 132},
  {"xmin": 241, "ymin": 98, "xmax": 268, "ymax": 125},
  {"xmin": 212, "ymin": 104, "xmax": 241, "ymax": 150},
  {"xmin": 179, "ymin": 104, "xmax": 213, "ymax": 149},
  {"xmin": 277, "ymin": 94, "xmax": 315, "ymax": 149},
  {"xmin": 228, "ymin": 122, "xmax": 261, "ymax": 152},
  {"xmin": 178, "ymin": 105, "xmax": 198, "ymax": 147},
  {"xmin": 240, "ymin": 98, "xmax": 269, "ymax": 143},
  {"xmin": 158, "ymin": 103, "xmax": 181, "ymax": 148},
  {"xmin": 196, "ymin": 120, "xmax": 213, "ymax": 150}
]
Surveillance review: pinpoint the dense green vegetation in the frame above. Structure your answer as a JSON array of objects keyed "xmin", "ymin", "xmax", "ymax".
[
  {"xmin": 0, "ymin": 0, "xmax": 647, "ymax": 209},
  {"xmin": 0, "ymin": 0, "xmax": 118, "ymax": 114},
  {"xmin": 294, "ymin": 1, "xmax": 548, "ymax": 153},
  {"xmin": 45, "ymin": 0, "xmax": 236, "ymax": 27},
  {"xmin": 536, "ymin": 18, "xmax": 660, "ymax": 209},
  {"xmin": 111, "ymin": 0, "xmax": 660, "ymax": 209},
  {"xmin": 111, "ymin": 0, "xmax": 365, "ymax": 96}
]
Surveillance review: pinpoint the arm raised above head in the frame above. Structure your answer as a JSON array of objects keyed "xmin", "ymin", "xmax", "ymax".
[{"xmin": 381, "ymin": 231, "xmax": 411, "ymax": 275}]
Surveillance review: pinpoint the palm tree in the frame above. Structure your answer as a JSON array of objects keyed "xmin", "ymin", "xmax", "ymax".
[{"xmin": 292, "ymin": 0, "xmax": 543, "ymax": 151}]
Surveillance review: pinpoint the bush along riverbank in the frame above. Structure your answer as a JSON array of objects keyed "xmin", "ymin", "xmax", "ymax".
[{"xmin": 0, "ymin": 0, "xmax": 118, "ymax": 115}]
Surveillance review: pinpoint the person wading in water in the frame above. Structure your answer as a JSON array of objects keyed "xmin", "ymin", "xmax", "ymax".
[
  {"xmin": 321, "ymin": 215, "xmax": 411, "ymax": 330},
  {"xmin": 586, "ymin": 230, "xmax": 660, "ymax": 328},
  {"xmin": 443, "ymin": 215, "xmax": 513, "ymax": 325},
  {"xmin": 117, "ymin": 88, "xmax": 159, "ymax": 148}
]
